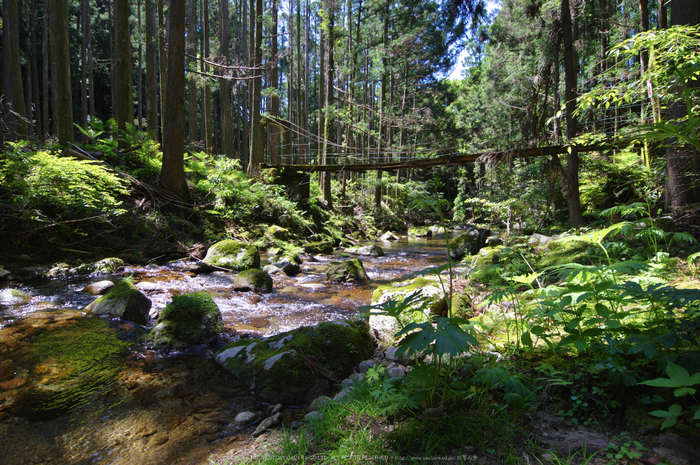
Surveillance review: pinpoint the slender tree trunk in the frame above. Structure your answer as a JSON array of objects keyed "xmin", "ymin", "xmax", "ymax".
[
  {"xmin": 4, "ymin": 0, "xmax": 28, "ymax": 137},
  {"xmin": 114, "ymin": 0, "xmax": 133, "ymax": 150},
  {"xmin": 30, "ymin": 0, "xmax": 41, "ymax": 136},
  {"xmin": 203, "ymin": 0, "xmax": 213, "ymax": 153},
  {"xmin": 42, "ymin": 0, "xmax": 50, "ymax": 138},
  {"xmin": 665, "ymin": 0, "xmax": 700, "ymax": 209},
  {"xmin": 145, "ymin": 0, "xmax": 158, "ymax": 139},
  {"xmin": 88, "ymin": 4, "xmax": 95, "ymax": 119},
  {"xmin": 137, "ymin": 0, "xmax": 143, "ymax": 131},
  {"xmin": 296, "ymin": 0, "xmax": 303, "ymax": 160},
  {"xmin": 247, "ymin": 0, "xmax": 263, "ymax": 175},
  {"xmin": 561, "ymin": 0, "xmax": 584, "ymax": 227},
  {"xmin": 187, "ymin": 0, "xmax": 198, "ymax": 141},
  {"xmin": 161, "ymin": 0, "xmax": 188, "ymax": 199},
  {"xmin": 79, "ymin": 0, "xmax": 88, "ymax": 135},
  {"xmin": 657, "ymin": 0, "xmax": 668, "ymax": 28},
  {"xmin": 269, "ymin": 0, "xmax": 280, "ymax": 164},
  {"xmin": 158, "ymin": 0, "xmax": 166, "ymax": 140},
  {"xmin": 220, "ymin": 0, "xmax": 233, "ymax": 157},
  {"xmin": 322, "ymin": 0, "xmax": 335, "ymax": 208},
  {"xmin": 49, "ymin": 0, "xmax": 73, "ymax": 144}
]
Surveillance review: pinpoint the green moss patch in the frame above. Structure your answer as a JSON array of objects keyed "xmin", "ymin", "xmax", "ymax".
[
  {"xmin": 203, "ymin": 239, "xmax": 260, "ymax": 271},
  {"xmin": 149, "ymin": 292, "xmax": 223, "ymax": 350},
  {"xmin": 216, "ymin": 320, "xmax": 374, "ymax": 404}
]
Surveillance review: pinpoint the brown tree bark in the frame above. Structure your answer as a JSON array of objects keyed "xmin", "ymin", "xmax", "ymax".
[
  {"xmin": 160, "ymin": 0, "xmax": 188, "ymax": 200},
  {"xmin": 665, "ymin": 0, "xmax": 700, "ymax": 209},
  {"xmin": 3, "ymin": 0, "xmax": 28, "ymax": 138},
  {"xmin": 49, "ymin": 0, "xmax": 74, "ymax": 145},
  {"xmin": 268, "ymin": 0, "xmax": 280, "ymax": 164},
  {"xmin": 114, "ymin": 0, "xmax": 133, "ymax": 151},
  {"xmin": 187, "ymin": 0, "xmax": 198, "ymax": 142},
  {"xmin": 220, "ymin": 0, "xmax": 234, "ymax": 157},
  {"xmin": 561, "ymin": 0, "xmax": 585, "ymax": 228},
  {"xmin": 247, "ymin": 0, "xmax": 264, "ymax": 176},
  {"xmin": 145, "ymin": 0, "xmax": 158, "ymax": 139}
]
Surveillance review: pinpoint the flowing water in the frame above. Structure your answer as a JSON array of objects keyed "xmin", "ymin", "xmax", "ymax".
[{"xmin": 0, "ymin": 237, "xmax": 447, "ymax": 464}]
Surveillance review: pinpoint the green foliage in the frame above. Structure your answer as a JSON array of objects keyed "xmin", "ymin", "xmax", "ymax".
[
  {"xmin": 0, "ymin": 148, "xmax": 129, "ymax": 222},
  {"xmin": 188, "ymin": 153, "xmax": 308, "ymax": 229},
  {"xmin": 639, "ymin": 362, "xmax": 700, "ymax": 429}
]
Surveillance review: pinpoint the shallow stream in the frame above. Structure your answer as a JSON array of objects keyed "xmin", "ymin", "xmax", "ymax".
[{"xmin": 0, "ymin": 237, "xmax": 447, "ymax": 464}]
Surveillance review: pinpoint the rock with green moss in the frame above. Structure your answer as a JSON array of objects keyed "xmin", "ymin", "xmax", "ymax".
[
  {"xmin": 233, "ymin": 269, "xmax": 274, "ymax": 293},
  {"xmin": 369, "ymin": 275, "xmax": 443, "ymax": 336},
  {"xmin": 215, "ymin": 320, "xmax": 374, "ymax": 404},
  {"xmin": 84, "ymin": 280, "xmax": 151, "ymax": 325},
  {"xmin": 0, "ymin": 288, "xmax": 32, "ymax": 305},
  {"xmin": 344, "ymin": 244, "xmax": 384, "ymax": 257},
  {"xmin": 326, "ymin": 259, "xmax": 369, "ymax": 283},
  {"xmin": 266, "ymin": 225, "xmax": 291, "ymax": 241},
  {"xmin": 272, "ymin": 256, "xmax": 301, "ymax": 276},
  {"xmin": 303, "ymin": 241, "xmax": 334, "ymax": 254},
  {"xmin": 379, "ymin": 231, "xmax": 399, "ymax": 241},
  {"xmin": 203, "ymin": 240, "xmax": 260, "ymax": 271},
  {"xmin": 408, "ymin": 227, "xmax": 432, "ymax": 237},
  {"xmin": 449, "ymin": 227, "xmax": 490, "ymax": 260},
  {"xmin": 149, "ymin": 292, "xmax": 223, "ymax": 350},
  {"xmin": 0, "ymin": 266, "xmax": 10, "ymax": 280},
  {"xmin": 429, "ymin": 226, "xmax": 447, "ymax": 236},
  {"xmin": 73, "ymin": 257, "xmax": 125, "ymax": 275}
]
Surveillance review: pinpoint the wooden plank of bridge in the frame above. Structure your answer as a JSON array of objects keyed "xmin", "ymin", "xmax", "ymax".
[{"xmin": 261, "ymin": 144, "xmax": 612, "ymax": 173}]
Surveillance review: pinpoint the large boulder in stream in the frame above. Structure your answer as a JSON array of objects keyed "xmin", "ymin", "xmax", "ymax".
[
  {"xmin": 344, "ymin": 244, "xmax": 384, "ymax": 257},
  {"xmin": 233, "ymin": 269, "xmax": 274, "ymax": 293},
  {"xmin": 203, "ymin": 240, "xmax": 260, "ymax": 271},
  {"xmin": 303, "ymin": 241, "xmax": 334, "ymax": 254},
  {"xmin": 326, "ymin": 259, "xmax": 369, "ymax": 283},
  {"xmin": 215, "ymin": 320, "xmax": 374, "ymax": 404},
  {"xmin": 408, "ymin": 227, "xmax": 432, "ymax": 237},
  {"xmin": 149, "ymin": 292, "xmax": 223, "ymax": 350},
  {"xmin": 449, "ymin": 227, "xmax": 490, "ymax": 260},
  {"xmin": 84, "ymin": 280, "xmax": 151, "ymax": 325},
  {"xmin": 0, "ymin": 288, "xmax": 32, "ymax": 306}
]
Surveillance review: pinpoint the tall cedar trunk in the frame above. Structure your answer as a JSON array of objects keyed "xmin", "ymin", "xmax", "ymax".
[
  {"xmin": 114, "ymin": 0, "xmax": 133, "ymax": 151},
  {"xmin": 220, "ymin": 0, "xmax": 234, "ymax": 157},
  {"xmin": 3, "ymin": 0, "xmax": 28, "ymax": 137},
  {"xmin": 561, "ymin": 0, "xmax": 584, "ymax": 228},
  {"xmin": 322, "ymin": 1, "xmax": 335, "ymax": 208},
  {"xmin": 187, "ymin": 0, "xmax": 197, "ymax": 141},
  {"xmin": 665, "ymin": 0, "xmax": 700, "ymax": 209},
  {"xmin": 158, "ymin": 0, "xmax": 166, "ymax": 140},
  {"xmin": 269, "ymin": 0, "xmax": 280, "ymax": 164},
  {"xmin": 137, "ymin": 0, "xmax": 143, "ymax": 130},
  {"xmin": 160, "ymin": 0, "xmax": 188, "ymax": 199},
  {"xmin": 247, "ymin": 0, "xmax": 263, "ymax": 176},
  {"xmin": 88, "ymin": 4, "xmax": 95, "ymax": 118},
  {"xmin": 296, "ymin": 0, "xmax": 303, "ymax": 159},
  {"xmin": 24, "ymin": 2, "xmax": 33, "ymax": 137},
  {"xmin": 145, "ymin": 0, "xmax": 158, "ymax": 139},
  {"xmin": 658, "ymin": 0, "xmax": 668, "ymax": 28},
  {"xmin": 49, "ymin": 0, "xmax": 73, "ymax": 144},
  {"xmin": 30, "ymin": 0, "xmax": 41, "ymax": 136},
  {"xmin": 240, "ymin": 0, "xmax": 249, "ymax": 169},
  {"xmin": 375, "ymin": 2, "xmax": 389, "ymax": 210},
  {"xmin": 80, "ymin": 0, "xmax": 89, "ymax": 135},
  {"xmin": 42, "ymin": 0, "xmax": 49, "ymax": 138},
  {"xmin": 304, "ymin": 0, "xmax": 310, "ymax": 154},
  {"xmin": 203, "ymin": 0, "xmax": 213, "ymax": 153}
]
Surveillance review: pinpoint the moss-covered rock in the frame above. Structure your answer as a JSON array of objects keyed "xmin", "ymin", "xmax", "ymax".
[
  {"xmin": 203, "ymin": 240, "xmax": 260, "ymax": 271},
  {"xmin": 369, "ymin": 275, "xmax": 443, "ymax": 336},
  {"xmin": 73, "ymin": 257, "xmax": 125, "ymax": 275},
  {"xmin": 379, "ymin": 231, "xmax": 399, "ymax": 241},
  {"xmin": 408, "ymin": 227, "xmax": 432, "ymax": 237},
  {"xmin": 450, "ymin": 227, "xmax": 490, "ymax": 260},
  {"xmin": 84, "ymin": 280, "xmax": 151, "ymax": 325},
  {"xmin": 303, "ymin": 241, "xmax": 334, "ymax": 254},
  {"xmin": 215, "ymin": 320, "xmax": 374, "ymax": 404},
  {"xmin": 326, "ymin": 259, "xmax": 369, "ymax": 283},
  {"xmin": 344, "ymin": 244, "xmax": 384, "ymax": 257},
  {"xmin": 271, "ymin": 256, "xmax": 301, "ymax": 276},
  {"xmin": 149, "ymin": 292, "xmax": 223, "ymax": 350},
  {"xmin": 266, "ymin": 225, "xmax": 291, "ymax": 241},
  {"xmin": 0, "ymin": 288, "xmax": 32, "ymax": 305},
  {"xmin": 233, "ymin": 269, "xmax": 274, "ymax": 293}
]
